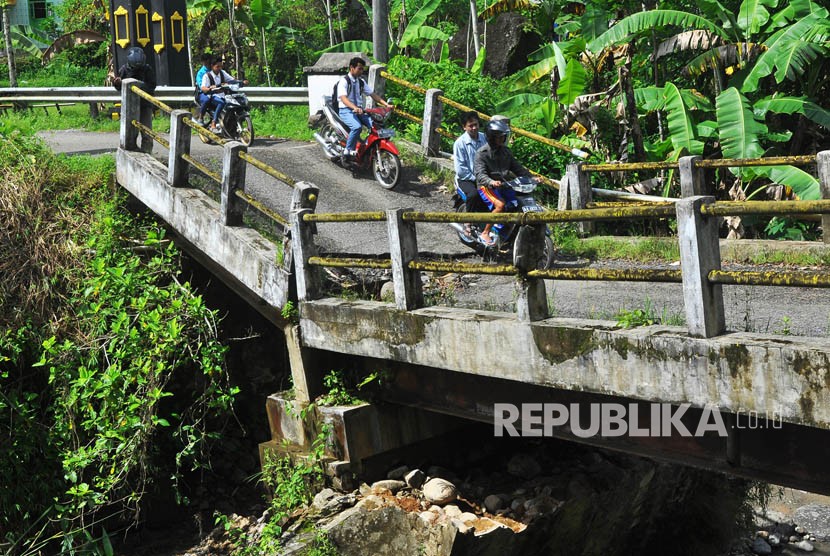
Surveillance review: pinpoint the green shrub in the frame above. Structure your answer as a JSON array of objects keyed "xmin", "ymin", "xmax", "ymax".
[{"xmin": 0, "ymin": 134, "xmax": 236, "ymax": 553}]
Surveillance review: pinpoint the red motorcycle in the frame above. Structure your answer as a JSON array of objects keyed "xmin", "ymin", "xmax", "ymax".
[{"xmin": 313, "ymin": 102, "xmax": 402, "ymax": 190}]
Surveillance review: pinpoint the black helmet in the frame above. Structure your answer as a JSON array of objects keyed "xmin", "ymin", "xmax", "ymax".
[
  {"xmin": 126, "ymin": 47, "xmax": 146, "ymax": 69},
  {"xmin": 485, "ymin": 119, "xmax": 510, "ymax": 146}
]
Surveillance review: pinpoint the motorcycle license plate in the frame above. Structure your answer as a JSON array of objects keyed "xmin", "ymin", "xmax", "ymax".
[{"xmin": 521, "ymin": 204, "xmax": 544, "ymax": 213}]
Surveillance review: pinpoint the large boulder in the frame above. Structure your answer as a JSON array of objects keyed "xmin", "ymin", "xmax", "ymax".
[{"xmin": 483, "ymin": 13, "xmax": 542, "ymax": 79}]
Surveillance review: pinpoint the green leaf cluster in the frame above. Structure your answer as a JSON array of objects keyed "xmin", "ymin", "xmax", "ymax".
[{"xmin": 0, "ymin": 134, "xmax": 236, "ymax": 552}]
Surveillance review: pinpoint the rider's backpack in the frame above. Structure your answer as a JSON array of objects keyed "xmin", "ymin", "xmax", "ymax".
[{"xmin": 329, "ymin": 76, "xmax": 365, "ymax": 111}]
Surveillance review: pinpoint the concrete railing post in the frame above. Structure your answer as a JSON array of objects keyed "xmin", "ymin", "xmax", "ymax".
[
  {"xmin": 513, "ymin": 225, "xmax": 549, "ymax": 322},
  {"xmin": 168, "ymin": 109, "xmax": 192, "ymax": 187},
  {"xmin": 387, "ymin": 208, "xmax": 424, "ymax": 310},
  {"xmin": 679, "ymin": 156, "xmax": 705, "ymax": 197},
  {"xmin": 818, "ymin": 151, "xmax": 830, "ymax": 244},
  {"xmin": 367, "ymin": 64, "xmax": 387, "ymax": 109},
  {"xmin": 221, "ymin": 141, "xmax": 246, "ymax": 226},
  {"xmin": 566, "ymin": 163, "xmax": 593, "ymax": 235},
  {"xmin": 676, "ymin": 196, "xmax": 725, "ymax": 338},
  {"xmin": 119, "ymin": 78, "xmax": 140, "ymax": 151},
  {"xmin": 421, "ymin": 88, "xmax": 444, "ymax": 157},
  {"xmin": 290, "ymin": 182, "xmax": 322, "ymax": 302}
]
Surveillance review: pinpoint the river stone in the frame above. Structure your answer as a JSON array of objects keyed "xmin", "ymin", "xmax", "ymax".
[
  {"xmin": 507, "ymin": 454, "xmax": 541, "ymax": 479},
  {"xmin": 751, "ymin": 537, "xmax": 772, "ymax": 555},
  {"xmin": 312, "ymin": 488, "xmax": 338, "ymax": 510},
  {"xmin": 423, "ymin": 478, "xmax": 457, "ymax": 505},
  {"xmin": 371, "ymin": 479, "xmax": 406, "ymax": 493},
  {"xmin": 443, "ymin": 504, "xmax": 462, "ymax": 518},
  {"xmin": 794, "ymin": 504, "xmax": 830, "ymax": 540},
  {"xmin": 793, "ymin": 540, "xmax": 815, "ymax": 552},
  {"xmin": 484, "ymin": 494, "xmax": 505, "ymax": 513},
  {"xmin": 404, "ymin": 469, "xmax": 426, "ymax": 489},
  {"xmin": 380, "ymin": 281, "xmax": 395, "ymax": 302},
  {"xmin": 386, "ymin": 465, "xmax": 409, "ymax": 480}
]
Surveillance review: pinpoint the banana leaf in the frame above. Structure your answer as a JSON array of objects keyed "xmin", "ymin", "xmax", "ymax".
[
  {"xmin": 741, "ymin": 11, "xmax": 829, "ymax": 92},
  {"xmin": 588, "ymin": 10, "xmax": 727, "ymax": 52},
  {"xmin": 697, "ymin": 120, "xmax": 719, "ymax": 138},
  {"xmin": 495, "ymin": 93, "xmax": 547, "ymax": 116},
  {"xmin": 664, "ymin": 82, "xmax": 704, "ymax": 155},
  {"xmin": 716, "ymin": 87, "xmax": 767, "ymax": 176},
  {"xmin": 556, "ymin": 58, "xmax": 587, "ymax": 106},
  {"xmin": 680, "ymin": 89, "xmax": 715, "ymax": 112},
  {"xmin": 754, "ymin": 95, "xmax": 830, "ymax": 129},
  {"xmin": 318, "ymin": 40, "xmax": 374, "ymax": 55},
  {"xmin": 635, "ymin": 86, "xmax": 667, "ymax": 112},
  {"xmin": 249, "ymin": 0, "xmax": 278, "ymax": 30},
  {"xmin": 399, "ymin": 0, "xmax": 445, "ymax": 48},
  {"xmin": 471, "ymin": 47, "xmax": 486, "ymax": 75},
  {"xmin": 737, "ymin": 0, "xmax": 776, "ymax": 38},
  {"xmin": 753, "ymin": 166, "xmax": 820, "ymax": 199}
]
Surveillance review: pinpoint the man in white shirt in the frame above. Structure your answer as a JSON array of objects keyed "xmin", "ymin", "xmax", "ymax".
[{"xmin": 337, "ymin": 57, "xmax": 390, "ymax": 159}]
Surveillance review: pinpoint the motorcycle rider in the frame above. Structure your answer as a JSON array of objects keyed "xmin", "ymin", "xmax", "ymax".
[
  {"xmin": 453, "ymin": 111, "xmax": 488, "ymax": 238},
  {"xmin": 474, "ymin": 119, "xmax": 537, "ymax": 246},
  {"xmin": 201, "ymin": 56, "xmax": 248, "ymax": 132},
  {"xmin": 113, "ymin": 46, "xmax": 156, "ymax": 153},
  {"xmin": 337, "ymin": 57, "xmax": 391, "ymax": 160},
  {"xmin": 194, "ymin": 52, "xmax": 212, "ymax": 123}
]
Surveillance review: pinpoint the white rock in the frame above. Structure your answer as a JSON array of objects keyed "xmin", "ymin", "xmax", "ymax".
[
  {"xmin": 443, "ymin": 504, "xmax": 462, "ymax": 518},
  {"xmin": 370, "ymin": 479, "xmax": 406, "ymax": 493},
  {"xmin": 460, "ymin": 512, "xmax": 478, "ymax": 524},
  {"xmin": 423, "ymin": 478, "xmax": 457, "ymax": 505},
  {"xmin": 419, "ymin": 511, "xmax": 438, "ymax": 524},
  {"xmin": 793, "ymin": 540, "xmax": 815, "ymax": 552},
  {"xmin": 795, "ymin": 526, "xmax": 806, "ymax": 534},
  {"xmin": 451, "ymin": 518, "xmax": 471, "ymax": 535},
  {"xmin": 768, "ymin": 534, "xmax": 780, "ymax": 546}
]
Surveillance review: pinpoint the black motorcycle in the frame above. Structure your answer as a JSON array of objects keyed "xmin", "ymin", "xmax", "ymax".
[
  {"xmin": 196, "ymin": 81, "xmax": 254, "ymax": 147},
  {"xmin": 451, "ymin": 176, "xmax": 555, "ymax": 270}
]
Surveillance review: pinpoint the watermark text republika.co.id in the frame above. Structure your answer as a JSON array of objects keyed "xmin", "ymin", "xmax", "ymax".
[{"xmin": 494, "ymin": 403, "xmax": 783, "ymax": 438}]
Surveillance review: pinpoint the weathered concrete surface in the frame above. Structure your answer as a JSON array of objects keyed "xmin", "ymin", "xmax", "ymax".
[
  {"xmin": 299, "ymin": 298, "xmax": 830, "ymax": 428},
  {"xmin": 116, "ymin": 149, "xmax": 290, "ymax": 311}
]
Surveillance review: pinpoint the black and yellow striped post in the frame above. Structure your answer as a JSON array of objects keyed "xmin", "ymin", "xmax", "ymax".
[{"xmin": 108, "ymin": 0, "xmax": 191, "ymax": 86}]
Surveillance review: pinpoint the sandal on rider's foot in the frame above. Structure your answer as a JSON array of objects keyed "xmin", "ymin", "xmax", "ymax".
[{"xmin": 478, "ymin": 232, "xmax": 495, "ymax": 246}]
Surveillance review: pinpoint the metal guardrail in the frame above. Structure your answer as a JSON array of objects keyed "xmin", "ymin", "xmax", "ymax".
[{"xmin": 0, "ymin": 86, "xmax": 308, "ymax": 106}]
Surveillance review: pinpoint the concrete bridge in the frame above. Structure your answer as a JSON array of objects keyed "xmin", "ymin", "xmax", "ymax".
[{"xmin": 113, "ymin": 79, "xmax": 830, "ymax": 495}]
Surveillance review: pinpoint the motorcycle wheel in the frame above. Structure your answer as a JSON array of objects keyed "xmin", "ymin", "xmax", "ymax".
[
  {"xmin": 237, "ymin": 115, "xmax": 254, "ymax": 147},
  {"xmin": 454, "ymin": 204, "xmax": 480, "ymax": 247},
  {"xmin": 537, "ymin": 235, "xmax": 555, "ymax": 270},
  {"xmin": 373, "ymin": 148, "xmax": 401, "ymax": 190},
  {"xmin": 319, "ymin": 123, "xmax": 343, "ymax": 162}
]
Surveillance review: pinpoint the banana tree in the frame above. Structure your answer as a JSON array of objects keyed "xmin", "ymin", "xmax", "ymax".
[
  {"xmin": 322, "ymin": 0, "xmax": 450, "ymax": 60},
  {"xmin": 586, "ymin": 2, "xmax": 829, "ymax": 194},
  {"xmin": 2, "ymin": 1, "xmax": 16, "ymax": 87}
]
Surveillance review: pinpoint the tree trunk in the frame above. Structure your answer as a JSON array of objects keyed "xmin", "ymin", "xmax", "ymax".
[
  {"xmin": 621, "ymin": 60, "xmax": 646, "ymax": 162},
  {"xmin": 373, "ymin": 0, "xmax": 389, "ymax": 63},
  {"xmin": 324, "ymin": 0, "xmax": 335, "ymax": 47},
  {"xmin": 2, "ymin": 4, "xmax": 17, "ymax": 88},
  {"xmin": 225, "ymin": 0, "xmax": 243, "ymax": 77},
  {"xmin": 469, "ymin": 0, "xmax": 480, "ymax": 58}
]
